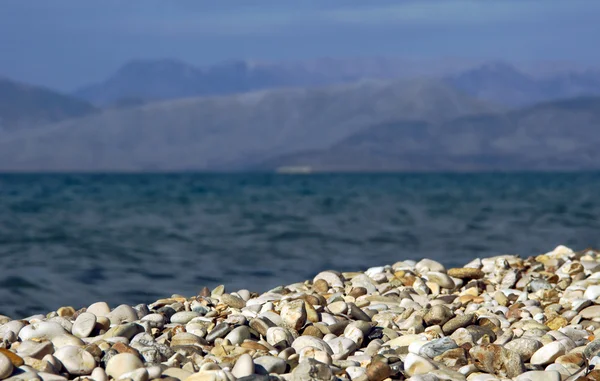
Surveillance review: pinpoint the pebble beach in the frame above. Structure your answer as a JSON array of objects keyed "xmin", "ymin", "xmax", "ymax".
[{"xmin": 2, "ymin": 245, "xmax": 600, "ymax": 381}]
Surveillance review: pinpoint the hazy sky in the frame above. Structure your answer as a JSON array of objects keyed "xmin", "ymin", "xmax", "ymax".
[{"xmin": 1, "ymin": 0, "xmax": 599, "ymax": 91}]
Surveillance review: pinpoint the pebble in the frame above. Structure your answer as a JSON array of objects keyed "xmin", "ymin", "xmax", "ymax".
[
  {"xmin": 72, "ymin": 312, "xmax": 97, "ymax": 338},
  {"xmin": 530, "ymin": 341, "xmax": 566, "ymax": 365},
  {"xmin": 3, "ymin": 245, "xmax": 600, "ymax": 381},
  {"xmin": 231, "ymin": 353, "xmax": 254, "ymax": 378},
  {"xmin": 224, "ymin": 326, "xmax": 250, "ymax": 345},
  {"xmin": 254, "ymin": 356, "xmax": 287, "ymax": 374},
  {"xmin": 54, "ymin": 345, "xmax": 96, "ymax": 375},
  {"xmin": 0, "ymin": 352, "xmax": 14, "ymax": 379},
  {"xmin": 447, "ymin": 268, "xmax": 485, "ymax": 280},
  {"xmin": 504, "ymin": 338, "xmax": 543, "ymax": 362},
  {"xmin": 404, "ymin": 353, "xmax": 437, "ymax": 376},
  {"xmin": 419, "ymin": 337, "xmax": 458, "ymax": 359},
  {"xmin": 105, "ymin": 353, "xmax": 144, "ymax": 379}
]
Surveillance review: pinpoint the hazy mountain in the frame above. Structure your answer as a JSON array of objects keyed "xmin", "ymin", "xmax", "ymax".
[
  {"xmin": 0, "ymin": 77, "xmax": 97, "ymax": 131},
  {"xmin": 72, "ymin": 57, "xmax": 487, "ymax": 106},
  {"xmin": 73, "ymin": 58, "xmax": 335, "ymax": 106},
  {"xmin": 0, "ymin": 78, "xmax": 492, "ymax": 171},
  {"xmin": 447, "ymin": 61, "xmax": 600, "ymax": 106},
  {"xmin": 262, "ymin": 96, "xmax": 600, "ymax": 171}
]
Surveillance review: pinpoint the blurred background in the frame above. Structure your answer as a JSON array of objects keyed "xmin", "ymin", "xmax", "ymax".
[{"xmin": 1, "ymin": 0, "xmax": 599, "ymax": 317}]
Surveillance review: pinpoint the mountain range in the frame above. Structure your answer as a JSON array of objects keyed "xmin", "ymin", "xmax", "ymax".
[
  {"xmin": 0, "ymin": 77, "xmax": 97, "ymax": 131},
  {"xmin": 72, "ymin": 58, "xmax": 600, "ymax": 108},
  {"xmin": 260, "ymin": 96, "xmax": 600, "ymax": 171},
  {"xmin": 0, "ymin": 78, "xmax": 494, "ymax": 171},
  {"xmin": 1, "ymin": 57, "xmax": 600, "ymax": 172}
]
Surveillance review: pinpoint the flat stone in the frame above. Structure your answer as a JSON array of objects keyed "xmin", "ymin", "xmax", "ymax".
[
  {"xmin": 162, "ymin": 367, "xmax": 193, "ymax": 380},
  {"xmin": 581, "ymin": 306, "xmax": 600, "ymax": 319},
  {"xmin": 16, "ymin": 341, "xmax": 54, "ymax": 359},
  {"xmin": 170, "ymin": 312, "xmax": 200, "ymax": 324},
  {"xmin": 447, "ymin": 268, "xmax": 485, "ymax": 280},
  {"xmin": 72, "ymin": 312, "xmax": 97, "ymax": 338},
  {"xmin": 442, "ymin": 314, "xmax": 474, "ymax": 335},
  {"xmin": 514, "ymin": 371, "xmax": 561, "ymax": 381},
  {"xmin": 19, "ymin": 322, "xmax": 66, "ymax": 341},
  {"xmin": 171, "ymin": 332, "xmax": 204, "ymax": 347},
  {"xmin": 105, "ymin": 353, "xmax": 144, "ymax": 379},
  {"xmin": 254, "ymin": 356, "xmax": 287, "ymax": 374},
  {"xmin": 54, "ymin": 345, "xmax": 96, "ymax": 375}
]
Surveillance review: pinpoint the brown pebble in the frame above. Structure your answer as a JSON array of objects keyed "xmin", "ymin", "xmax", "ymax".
[
  {"xmin": 587, "ymin": 370, "xmax": 600, "ymax": 381},
  {"xmin": 111, "ymin": 342, "xmax": 141, "ymax": 357},
  {"xmin": 0, "ymin": 348, "xmax": 24, "ymax": 367},
  {"xmin": 313, "ymin": 279, "xmax": 330, "ymax": 293},
  {"xmin": 200, "ymin": 287, "xmax": 211, "ymax": 297},
  {"xmin": 349, "ymin": 287, "xmax": 368, "ymax": 299},
  {"xmin": 221, "ymin": 294, "xmax": 246, "ymax": 309},
  {"xmin": 366, "ymin": 360, "xmax": 391, "ymax": 381},
  {"xmin": 447, "ymin": 268, "xmax": 485, "ymax": 280},
  {"xmin": 57, "ymin": 306, "xmax": 76, "ymax": 317},
  {"xmin": 302, "ymin": 325, "xmax": 324, "ymax": 339}
]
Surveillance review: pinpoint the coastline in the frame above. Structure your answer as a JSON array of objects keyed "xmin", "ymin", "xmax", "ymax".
[{"xmin": 1, "ymin": 245, "xmax": 599, "ymax": 381}]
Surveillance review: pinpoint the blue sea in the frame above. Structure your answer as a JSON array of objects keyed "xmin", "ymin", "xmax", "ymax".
[{"xmin": 1, "ymin": 173, "xmax": 599, "ymax": 318}]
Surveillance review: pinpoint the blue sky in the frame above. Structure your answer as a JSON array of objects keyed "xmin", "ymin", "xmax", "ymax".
[{"xmin": 1, "ymin": 0, "xmax": 599, "ymax": 91}]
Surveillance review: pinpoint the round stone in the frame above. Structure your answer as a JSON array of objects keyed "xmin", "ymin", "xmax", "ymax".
[
  {"xmin": 404, "ymin": 353, "xmax": 437, "ymax": 376},
  {"xmin": 0, "ymin": 352, "xmax": 14, "ymax": 379},
  {"xmin": 224, "ymin": 326, "xmax": 251, "ymax": 345},
  {"xmin": 72, "ymin": 312, "xmax": 97, "ymax": 338},
  {"xmin": 292, "ymin": 336, "xmax": 333, "ymax": 355},
  {"xmin": 107, "ymin": 305, "xmax": 138, "ymax": 325},
  {"xmin": 254, "ymin": 356, "xmax": 287, "ymax": 374},
  {"xmin": 426, "ymin": 271, "xmax": 456, "ymax": 289},
  {"xmin": 231, "ymin": 353, "xmax": 254, "ymax": 378},
  {"xmin": 170, "ymin": 311, "xmax": 200, "ymax": 324},
  {"xmin": 530, "ymin": 341, "xmax": 566, "ymax": 365},
  {"xmin": 105, "ymin": 353, "xmax": 144, "ymax": 379},
  {"xmin": 54, "ymin": 345, "xmax": 96, "ymax": 375},
  {"xmin": 87, "ymin": 302, "xmax": 111, "ymax": 317},
  {"xmin": 505, "ymin": 338, "xmax": 543, "ymax": 362}
]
